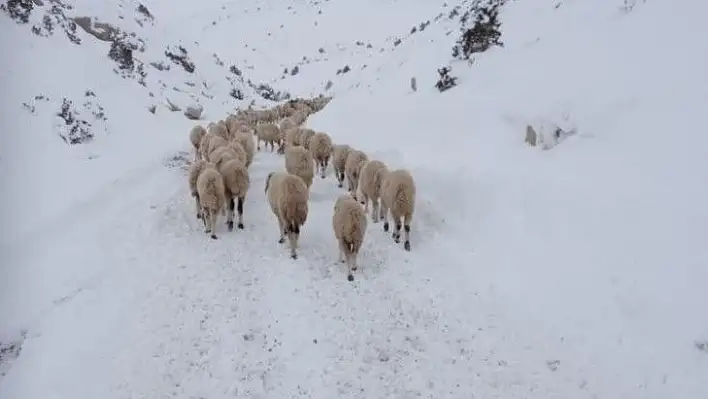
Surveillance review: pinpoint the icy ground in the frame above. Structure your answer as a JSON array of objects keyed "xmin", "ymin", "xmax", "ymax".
[{"xmin": 2, "ymin": 0, "xmax": 708, "ymax": 398}]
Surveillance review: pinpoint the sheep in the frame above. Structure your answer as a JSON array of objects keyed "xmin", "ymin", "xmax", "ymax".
[
  {"xmin": 332, "ymin": 144, "xmax": 351, "ymax": 188},
  {"xmin": 226, "ymin": 115, "xmax": 248, "ymax": 137},
  {"xmin": 187, "ymin": 159, "xmax": 213, "ymax": 219},
  {"xmin": 209, "ymin": 144, "xmax": 246, "ymax": 169},
  {"xmin": 332, "ymin": 195, "xmax": 367, "ymax": 281},
  {"xmin": 344, "ymin": 149, "xmax": 369, "ymax": 200},
  {"xmin": 290, "ymin": 110, "xmax": 307, "ymax": 126},
  {"xmin": 232, "ymin": 132, "xmax": 255, "ymax": 168},
  {"xmin": 218, "ymin": 158, "xmax": 250, "ymax": 231},
  {"xmin": 265, "ymin": 171, "xmax": 309, "ymax": 259},
  {"xmin": 203, "ymin": 135, "xmax": 229, "ymax": 159},
  {"xmin": 379, "ymin": 169, "xmax": 416, "ymax": 251},
  {"xmin": 285, "ymin": 145, "xmax": 315, "ymax": 189},
  {"xmin": 300, "ymin": 128, "xmax": 316, "ymax": 150},
  {"xmin": 208, "ymin": 121, "xmax": 229, "ymax": 141},
  {"xmin": 280, "ymin": 117, "xmax": 296, "ymax": 133},
  {"xmin": 357, "ymin": 160, "xmax": 388, "ymax": 222},
  {"xmin": 189, "ymin": 125, "xmax": 207, "ymax": 161},
  {"xmin": 309, "ymin": 132, "xmax": 333, "ymax": 179},
  {"xmin": 196, "ymin": 165, "xmax": 227, "ymax": 239},
  {"xmin": 286, "ymin": 127, "xmax": 304, "ymax": 147},
  {"xmin": 256, "ymin": 123, "xmax": 280, "ymax": 152}
]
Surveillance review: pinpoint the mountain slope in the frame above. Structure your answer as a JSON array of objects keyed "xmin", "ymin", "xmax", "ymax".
[{"xmin": 2, "ymin": 0, "xmax": 707, "ymax": 398}]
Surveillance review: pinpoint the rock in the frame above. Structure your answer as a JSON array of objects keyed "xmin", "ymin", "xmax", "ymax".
[
  {"xmin": 525, "ymin": 124, "xmax": 537, "ymax": 146},
  {"xmin": 184, "ymin": 104, "xmax": 203, "ymax": 120}
]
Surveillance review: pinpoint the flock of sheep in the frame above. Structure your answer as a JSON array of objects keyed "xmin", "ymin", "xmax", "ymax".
[{"xmin": 187, "ymin": 97, "xmax": 417, "ymax": 281}]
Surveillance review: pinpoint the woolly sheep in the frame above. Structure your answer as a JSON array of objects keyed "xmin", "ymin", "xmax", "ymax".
[
  {"xmin": 198, "ymin": 133, "xmax": 225, "ymax": 160},
  {"xmin": 332, "ymin": 194, "xmax": 367, "ymax": 282},
  {"xmin": 291, "ymin": 110, "xmax": 307, "ymax": 126},
  {"xmin": 196, "ymin": 165, "xmax": 227, "ymax": 239},
  {"xmin": 205, "ymin": 135, "xmax": 229, "ymax": 159},
  {"xmin": 232, "ymin": 132, "xmax": 255, "ymax": 168},
  {"xmin": 332, "ymin": 144, "xmax": 351, "ymax": 188},
  {"xmin": 300, "ymin": 128, "xmax": 316, "ymax": 150},
  {"xmin": 357, "ymin": 159, "xmax": 388, "ymax": 222},
  {"xmin": 189, "ymin": 125, "xmax": 207, "ymax": 161},
  {"xmin": 379, "ymin": 169, "xmax": 417, "ymax": 251},
  {"xmin": 256, "ymin": 123, "xmax": 280, "ymax": 152},
  {"xmin": 344, "ymin": 149, "xmax": 368, "ymax": 200},
  {"xmin": 218, "ymin": 157, "xmax": 250, "ymax": 231},
  {"xmin": 264, "ymin": 171, "xmax": 309, "ymax": 259},
  {"xmin": 209, "ymin": 121, "xmax": 229, "ymax": 141},
  {"xmin": 285, "ymin": 145, "xmax": 315, "ymax": 189},
  {"xmin": 280, "ymin": 117, "xmax": 296, "ymax": 133},
  {"xmin": 187, "ymin": 159, "xmax": 212, "ymax": 219},
  {"xmin": 309, "ymin": 132, "xmax": 333, "ymax": 179},
  {"xmin": 209, "ymin": 144, "xmax": 245, "ymax": 169}
]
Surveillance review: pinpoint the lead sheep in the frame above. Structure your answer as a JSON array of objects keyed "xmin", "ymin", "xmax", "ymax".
[
  {"xmin": 379, "ymin": 169, "xmax": 416, "ymax": 251},
  {"xmin": 309, "ymin": 132, "xmax": 333, "ymax": 179},
  {"xmin": 218, "ymin": 157, "xmax": 250, "ymax": 231},
  {"xmin": 357, "ymin": 159, "xmax": 388, "ymax": 222},
  {"xmin": 189, "ymin": 125, "xmax": 207, "ymax": 161},
  {"xmin": 265, "ymin": 171, "xmax": 309, "ymax": 259},
  {"xmin": 332, "ymin": 144, "xmax": 351, "ymax": 188},
  {"xmin": 285, "ymin": 146, "xmax": 315, "ymax": 189},
  {"xmin": 187, "ymin": 159, "xmax": 212, "ymax": 219},
  {"xmin": 332, "ymin": 195, "xmax": 367, "ymax": 281},
  {"xmin": 344, "ymin": 149, "xmax": 368, "ymax": 200},
  {"xmin": 196, "ymin": 165, "xmax": 227, "ymax": 239}
]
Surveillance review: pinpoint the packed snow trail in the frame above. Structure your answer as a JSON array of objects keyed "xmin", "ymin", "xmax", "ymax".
[{"xmin": 1, "ymin": 145, "xmax": 603, "ymax": 398}]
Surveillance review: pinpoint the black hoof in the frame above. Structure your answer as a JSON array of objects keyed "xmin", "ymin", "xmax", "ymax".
[
  {"xmin": 321, "ymin": 175, "xmax": 326, "ymax": 179},
  {"xmin": 291, "ymin": 253, "xmax": 297, "ymax": 260},
  {"xmin": 383, "ymin": 222, "xmax": 389, "ymax": 232},
  {"xmin": 404, "ymin": 241, "xmax": 411, "ymax": 251},
  {"xmin": 393, "ymin": 235, "xmax": 400, "ymax": 243},
  {"xmin": 210, "ymin": 234, "xmax": 218, "ymax": 240},
  {"xmin": 338, "ymin": 183, "xmax": 343, "ymax": 188},
  {"xmin": 278, "ymin": 237, "xmax": 285, "ymax": 244},
  {"xmin": 237, "ymin": 222, "xmax": 244, "ymax": 229},
  {"xmin": 347, "ymin": 274, "xmax": 354, "ymax": 282},
  {"xmin": 196, "ymin": 214, "xmax": 202, "ymax": 220},
  {"xmin": 227, "ymin": 221, "xmax": 234, "ymax": 231}
]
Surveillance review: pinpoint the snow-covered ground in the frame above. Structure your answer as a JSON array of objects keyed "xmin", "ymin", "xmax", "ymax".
[{"xmin": 2, "ymin": 0, "xmax": 707, "ymax": 398}]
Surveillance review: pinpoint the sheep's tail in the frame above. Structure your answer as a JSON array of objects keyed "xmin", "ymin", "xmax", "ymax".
[{"xmin": 283, "ymin": 196, "xmax": 308, "ymax": 231}]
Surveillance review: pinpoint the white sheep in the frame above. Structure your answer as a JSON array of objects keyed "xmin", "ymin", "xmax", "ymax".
[
  {"xmin": 285, "ymin": 145, "xmax": 315, "ymax": 189},
  {"xmin": 218, "ymin": 157, "xmax": 250, "ymax": 231},
  {"xmin": 332, "ymin": 144, "xmax": 351, "ymax": 188},
  {"xmin": 196, "ymin": 165, "xmax": 227, "ymax": 239},
  {"xmin": 265, "ymin": 171, "xmax": 309, "ymax": 259},
  {"xmin": 356, "ymin": 159, "xmax": 388, "ymax": 222},
  {"xmin": 309, "ymin": 132, "xmax": 333, "ymax": 179},
  {"xmin": 209, "ymin": 121, "xmax": 229, "ymax": 141},
  {"xmin": 344, "ymin": 149, "xmax": 368, "ymax": 200},
  {"xmin": 256, "ymin": 123, "xmax": 280, "ymax": 152},
  {"xmin": 332, "ymin": 194, "xmax": 367, "ymax": 281},
  {"xmin": 290, "ymin": 110, "xmax": 307, "ymax": 126},
  {"xmin": 280, "ymin": 117, "xmax": 296, "ymax": 133},
  {"xmin": 300, "ymin": 128, "xmax": 316, "ymax": 150},
  {"xmin": 189, "ymin": 125, "xmax": 207, "ymax": 161},
  {"xmin": 232, "ymin": 132, "xmax": 255, "ymax": 168},
  {"xmin": 379, "ymin": 169, "xmax": 416, "ymax": 251},
  {"xmin": 202, "ymin": 134, "xmax": 229, "ymax": 160},
  {"xmin": 187, "ymin": 159, "xmax": 212, "ymax": 219}
]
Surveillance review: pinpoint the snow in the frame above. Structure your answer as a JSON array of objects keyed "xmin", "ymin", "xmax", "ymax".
[{"xmin": 2, "ymin": 0, "xmax": 708, "ymax": 398}]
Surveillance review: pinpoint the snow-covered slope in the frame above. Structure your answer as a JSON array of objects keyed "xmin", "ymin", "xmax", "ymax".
[{"xmin": 2, "ymin": 0, "xmax": 707, "ymax": 398}]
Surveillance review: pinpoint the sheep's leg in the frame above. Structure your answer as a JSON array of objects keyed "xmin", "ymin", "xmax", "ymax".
[
  {"xmin": 361, "ymin": 192, "xmax": 370, "ymax": 212},
  {"xmin": 403, "ymin": 213, "xmax": 412, "ymax": 251},
  {"xmin": 371, "ymin": 198, "xmax": 379, "ymax": 223},
  {"xmin": 347, "ymin": 174, "xmax": 354, "ymax": 193},
  {"xmin": 226, "ymin": 198, "xmax": 235, "ymax": 232},
  {"xmin": 201, "ymin": 207, "xmax": 209, "ymax": 230},
  {"xmin": 393, "ymin": 216, "xmax": 402, "ymax": 243},
  {"xmin": 381, "ymin": 204, "xmax": 390, "ymax": 232},
  {"xmin": 346, "ymin": 252, "xmax": 355, "ymax": 282},
  {"xmin": 194, "ymin": 194, "xmax": 202, "ymax": 219},
  {"xmin": 337, "ymin": 169, "xmax": 344, "ymax": 188},
  {"xmin": 287, "ymin": 223, "xmax": 299, "ymax": 260},
  {"xmin": 337, "ymin": 240, "xmax": 347, "ymax": 264},
  {"xmin": 237, "ymin": 196, "xmax": 245, "ymax": 229},
  {"xmin": 277, "ymin": 216, "xmax": 286, "ymax": 244},
  {"xmin": 257, "ymin": 138, "xmax": 261, "ymax": 151},
  {"xmin": 209, "ymin": 209, "xmax": 218, "ymax": 239}
]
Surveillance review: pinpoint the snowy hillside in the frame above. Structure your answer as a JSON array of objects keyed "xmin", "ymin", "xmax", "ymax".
[{"xmin": 2, "ymin": 0, "xmax": 708, "ymax": 398}]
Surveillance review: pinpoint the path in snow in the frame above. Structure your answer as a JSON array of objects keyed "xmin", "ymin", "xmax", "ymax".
[{"xmin": 2, "ymin": 145, "xmax": 595, "ymax": 399}]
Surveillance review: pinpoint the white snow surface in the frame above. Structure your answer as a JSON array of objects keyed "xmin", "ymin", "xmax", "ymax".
[{"xmin": 2, "ymin": 0, "xmax": 708, "ymax": 398}]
